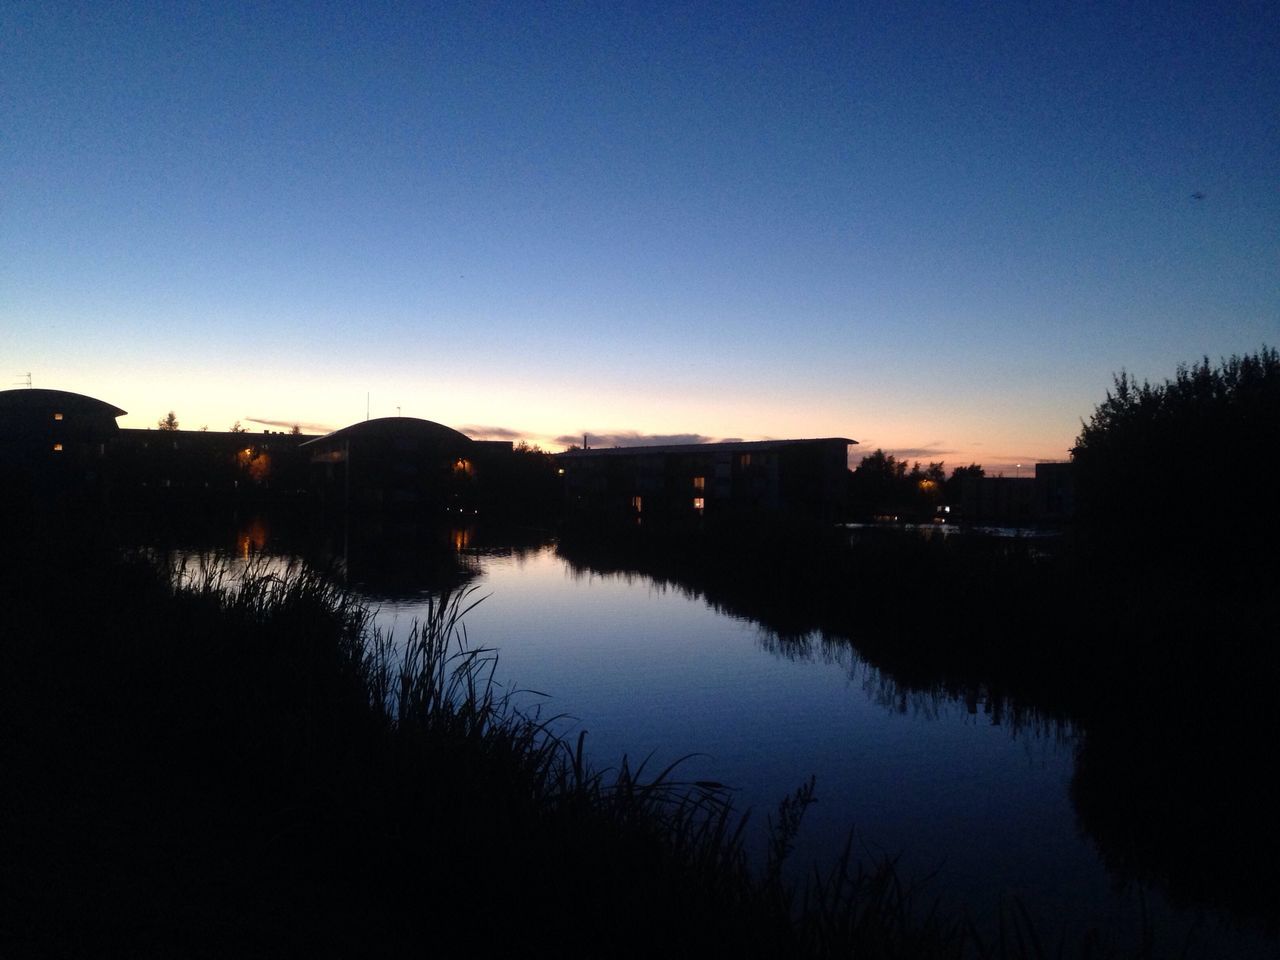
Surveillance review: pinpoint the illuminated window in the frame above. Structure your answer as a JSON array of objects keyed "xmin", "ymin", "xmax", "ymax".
[
  {"xmin": 692, "ymin": 476, "xmax": 705, "ymax": 491},
  {"xmin": 631, "ymin": 495, "xmax": 643, "ymax": 513},
  {"xmin": 52, "ymin": 443, "xmax": 63, "ymax": 452},
  {"xmin": 53, "ymin": 412, "xmax": 64, "ymax": 421},
  {"xmin": 692, "ymin": 497, "xmax": 705, "ymax": 513},
  {"xmin": 737, "ymin": 453, "xmax": 752, "ymax": 468}
]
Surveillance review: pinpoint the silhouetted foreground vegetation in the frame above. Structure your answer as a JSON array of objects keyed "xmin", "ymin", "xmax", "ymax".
[
  {"xmin": 1072, "ymin": 346, "xmax": 1279, "ymax": 554},
  {"xmin": 5, "ymin": 515, "xmax": 1225, "ymax": 958}
]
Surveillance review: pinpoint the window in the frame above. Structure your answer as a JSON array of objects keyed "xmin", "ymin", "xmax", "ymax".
[
  {"xmin": 52, "ymin": 443, "xmax": 63, "ymax": 452},
  {"xmin": 692, "ymin": 497, "xmax": 705, "ymax": 513},
  {"xmin": 737, "ymin": 453, "xmax": 752, "ymax": 468},
  {"xmin": 692, "ymin": 476, "xmax": 705, "ymax": 491},
  {"xmin": 630, "ymin": 495, "xmax": 643, "ymax": 513},
  {"xmin": 53, "ymin": 412, "xmax": 64, "ymax": 421}
]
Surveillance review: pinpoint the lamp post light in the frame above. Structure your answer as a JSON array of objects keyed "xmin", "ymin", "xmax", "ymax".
[{"xmin": 1015, "ymin": 464, "xmax": 1024, "ymax": 530}]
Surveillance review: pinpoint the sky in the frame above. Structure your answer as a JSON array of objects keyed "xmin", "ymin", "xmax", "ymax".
[{"xmin": 3, "ymin": 1, "xmax": 1277, "ymax": 471}]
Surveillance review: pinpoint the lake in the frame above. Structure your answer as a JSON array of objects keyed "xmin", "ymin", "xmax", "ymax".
[{"xmin": 158, "ymin": 513, "xmax": 1274, "ymax": 957}]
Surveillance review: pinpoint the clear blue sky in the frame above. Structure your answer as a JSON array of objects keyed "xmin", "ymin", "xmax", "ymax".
[{"xmin": 3, "ymin": 1, "xmax": 1276, "ymax": 470}]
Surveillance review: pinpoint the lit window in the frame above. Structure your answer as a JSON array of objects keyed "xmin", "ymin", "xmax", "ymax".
[
  {"xmin": 631, "ymin": 495, "xmax": 643, "ymax": 513},
  {"xmin": 692, "ymin": 476, "xmax": 705, "ymax": 491},
  {"xmin": 53, "ymin": 412, "xmax": 64, "ymax": 421},
  {"xmin": 737, "ymin": 453, "xmax": 752, "ymax": 468},
  {"xmin": 693, "ymin": 497, "xmax": 705, "ymax": 513},
  {"xmin": 52, "ymin": 443, "xmax": 63, "ymax": 452}
]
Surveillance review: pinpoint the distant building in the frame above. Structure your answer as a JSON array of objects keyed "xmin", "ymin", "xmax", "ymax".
[
  {"xmin": 1034, "ymin": 462, "xmax": 1075, "ymax": 522},
  {"xmin": 300, "ymin": 417, "xmax": 513, "ymax": 511},
  {"xmin": 559, "ymin": 437, "xmax": 855, "ymax": 521},
  {"xmin": 0, "ymin": 388, "xmax": 125, "ymax": 498},
  {"xmin": 959, "ymin": 462, "xmax": 1075, "ymax": 525},
  {"xmin": 111, "ymin": 427, "xmax": 313, "ymax": 498},
  {"xmin": 1, "ymin": 388, "xmax": 848, "ymax": 521}
]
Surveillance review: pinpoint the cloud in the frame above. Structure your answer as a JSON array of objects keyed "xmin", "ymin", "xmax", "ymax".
[
  {"xmin": 556, "ymin": 431, "xmax": 718, "ymax": 448},
  {"xmin": 459, "ymin": 424, "xmax": 526, "ymax": 441},
  {"xmin": 852, "ymin": 441, "xmax": 957, "ymax": 461},
  {"xmin": 884, "ymin": 446, "xmax": 958, "ymax": 461},
  {"xmin": 245, "ymin": 417, "xmax": 336, "ymax": 434}
]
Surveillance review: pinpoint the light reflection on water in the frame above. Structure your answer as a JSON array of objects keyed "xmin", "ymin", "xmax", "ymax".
[
  {"xmin": 159, "ymin": 519, "xmax": 1274, "ymax": 957},
  {"xmin": 378, "ymin": 546, "xmax": 1099, "ymax": 925}
]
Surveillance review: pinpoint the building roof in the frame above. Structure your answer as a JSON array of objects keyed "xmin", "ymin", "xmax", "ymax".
[
  {"xmin": 299, "ymin": 416, "xmax": 475, "ymax": 450},
  {"xmin": 557, "ymin": 437, "xmax": 856, "ymax": 459},
  {"xmin": 0, "ymin": 388, "xmax": 127, "ymax": 419}
]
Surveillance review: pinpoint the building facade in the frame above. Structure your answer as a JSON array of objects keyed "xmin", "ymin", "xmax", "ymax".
[
  {"xmin": 0, "ymin": 388, "xmax": 126, "ymax": 499},
  {"xmin": 559, "ymin": 437, "xmax": 854, "ymax": 521},
  {"xmin": 301, "ymin": 417, "xmax": 512, "ymax": 511}
]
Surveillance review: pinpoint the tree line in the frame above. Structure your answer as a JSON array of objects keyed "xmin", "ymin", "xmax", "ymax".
[
  {"xmin": 1071, "ymin": 345, "xmax": 1278, "ymax": 553},
  {"xmin": 846, "ymin": 450, "xmax": 983, "ymax": 521}
]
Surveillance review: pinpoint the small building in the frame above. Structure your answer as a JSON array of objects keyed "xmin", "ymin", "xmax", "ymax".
[
  {"xmin": 301, "ymin": 417, "xmax": 512, "ymax": 512},
  {"xmin": 559, "ymin": 437, "xmax": 855, "ymax": 522},
  {"xmin": 1034, "ymin": 461, "xmax": 1075, "ymax": 522},
  {"xmin": 959, "ymin": 462, "xmax": 1075, "ymax": 526}
]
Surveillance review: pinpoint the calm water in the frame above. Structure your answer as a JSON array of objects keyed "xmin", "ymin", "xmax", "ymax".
[{"xmin": 164, "ymin": 516, "xmax": 1273, "ymax": 956}]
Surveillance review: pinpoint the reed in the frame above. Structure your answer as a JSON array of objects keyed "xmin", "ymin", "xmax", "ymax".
[{"xmin": 1, "ymin": 531, "xmax": 1219, "ymax": 958}]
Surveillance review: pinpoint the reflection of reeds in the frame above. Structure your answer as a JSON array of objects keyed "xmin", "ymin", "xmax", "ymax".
[
  {"xmin": 556, "ymin": 518, "xmax": 1280, "ymax": 945},
  {"xmin": 6, "ymin": 514, "xmax": 1252, "ymax": 958}
]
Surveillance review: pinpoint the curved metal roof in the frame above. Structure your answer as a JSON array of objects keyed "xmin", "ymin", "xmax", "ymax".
[
  {"xmin": 0, "ymin": 388, "xmax": 127, "ymax": 418},
  {"xmin": 299, "ymin": 416, "xmax": 474, "ymax": 449}
]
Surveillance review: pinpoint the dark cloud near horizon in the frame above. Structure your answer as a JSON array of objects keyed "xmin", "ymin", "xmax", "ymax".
[
  {"xmin": 556, "ymin": 431, "xmax": 717, "ymax": 448},
  {"xmin": 459, "ymin": 424, "xmax": 526, "ymax": 441},
  {"xmin": 884, "ymin": 446, "xmax": 958, "ymax": 461},
  {"xmin": 850, "ymin": 440, "xmax": 956, "ymax": 462},
  {"xmin": 246, "ymin": 417, "xmax": 335, "ymax": 434}
]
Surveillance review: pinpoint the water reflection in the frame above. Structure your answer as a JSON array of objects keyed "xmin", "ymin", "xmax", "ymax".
[
  {"xmin": 143, "ymin": 513, "xmax": 1275, "ymax": 954},
  {"xmin": 552, "ymin": 524, "xmax": 1276, "ymax": 947}
]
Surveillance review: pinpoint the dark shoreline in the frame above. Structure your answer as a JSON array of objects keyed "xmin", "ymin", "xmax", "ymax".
[{"xmin": 3, "ymin": 510, "xmax": 1276, "ymax": 956}]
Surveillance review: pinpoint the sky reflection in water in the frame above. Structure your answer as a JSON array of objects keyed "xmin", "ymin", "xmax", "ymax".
[{"xmin": 369, "ymin": 545, "xmax": 1115, "ymax": 929}]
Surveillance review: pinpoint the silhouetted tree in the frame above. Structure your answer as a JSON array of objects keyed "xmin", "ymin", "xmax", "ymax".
[
  {"xmin": 945, "ymin": 464, "xmax": 983, "ymax": 503},
  {"xmin": 1071, "ymin": 346, "xmax": 1279, "ymax": 552},
  {"xmin": 848, "ymin": 450, "xmax": 923, "ymax": 519},
  {"xmin": 229, "ymin": 421, "xmax": 247, "ymax": 434},
  {"xmin": 290, "ymin": 424, "xmax": 301, "ymax": 436},
  {"xmin": 158, "ymin": 411, "xmax": 179, "ymax": 431},
  {"xmin": 480, "ymin": 441, "xmax": 561, "ymax": 518}
]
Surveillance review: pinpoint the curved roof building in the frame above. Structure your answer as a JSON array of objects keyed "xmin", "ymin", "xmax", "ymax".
[
  {"xmin": 0, "ymin": 388, "xmax": 126, "ymax": 436},
  {"xmin": 299, "ymin": 416, "xmax": 475, "ymax": 454},
  {"xmin": 299, "ymin": 417, "xmax": 484, "ymax": 510},
  {"xmin": 0, "ymin": 388, "xmax": 127, "ymax": 495}
]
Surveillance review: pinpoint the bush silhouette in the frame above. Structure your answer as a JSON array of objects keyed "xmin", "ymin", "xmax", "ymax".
[{"xmin": 1071, "ymin": 346, "xmax": 1279, "ymax": 555}]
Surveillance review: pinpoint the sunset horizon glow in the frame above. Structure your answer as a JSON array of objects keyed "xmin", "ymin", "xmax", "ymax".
[{"xmin": 4, "ymin": 3, "xmax": 1275, "ymax": 476}]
